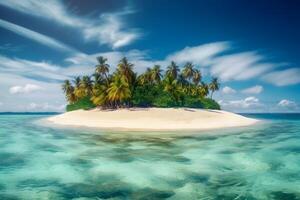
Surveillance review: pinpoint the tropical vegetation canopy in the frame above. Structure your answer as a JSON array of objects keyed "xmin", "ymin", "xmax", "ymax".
[{"xmin": 62, "ymin": 57, "xmax": 220, "ymax": 111}]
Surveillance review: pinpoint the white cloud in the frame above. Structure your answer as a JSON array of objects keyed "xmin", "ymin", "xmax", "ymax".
[
  {"xmin": 241, "ymin": 85, "xmax": 263, "ymax": 94},
  {"xmin": 219, "ymin": 96, "xmax": 262, "ymax": 111},
  {"xmin": 166, "ymin": 45, "xmax": 298, "ymax": 88},
  {"xmin": 166, "ymin": 42, "xmax": 229, "ymax": 65},
  {"xmin": 27, "ymin": 102, "xmax": 65, "ymax": 112},
  {"xmin": 278, "ymin": 99, "xmax": 297, "ymax": 108},
  {"xmin": 64, "ymin": 42, "xmax": 296, "ymax": 88},
  {"xmin": 262, "ymin": 68, "xmax": 300, "ymax": 86},
  {"xmin": 0, "ymin": 55, "xmax": 69, "ymax": 81},
  {"xmin": 0, "ymin": 72, "xmax": 65, "ymax": 112},
  {"xmin": 0, "ymin": 19, "xmax": 76, "ymax": 53},
  {"xmin": 222, "ymin": 86, "xmax": 236, "ymax": 94},
  {"xmin": 0, "ymin": 0, "xmax": 83, "ymax": 27},
  {"xmin": 83, "ymin": 13, "xmax": 140, "ymax": 49},
  {"xmin": 0, "ymin": 0, "xmax": 139, "ymax": 48},
  {"xmin": 230, "ymin": 97, "xmax": 261, "ymax": 109},
  {"xmin": 21, "ymin": 60, "xmax": 60, "ymax": 71},
  {"xmin": 210, "ymin": 52, "xmax": 275, "ymax": 81},
  {"xmin": 9, "ymin": 84, "xmax": 43, "ymax": 94}
]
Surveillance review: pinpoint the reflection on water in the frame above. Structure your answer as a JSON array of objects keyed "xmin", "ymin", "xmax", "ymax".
[{"xmin": 0, "ymin": 114, "xmax": 300, "ymax": 199}]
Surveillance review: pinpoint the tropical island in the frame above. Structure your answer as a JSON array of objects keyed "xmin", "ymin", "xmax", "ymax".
[
  {"xmin": 47, "ymin": 57, "xmax": 258, "ymax": 131},
  {"xmin": 62, "ymin": 56, "xmax": 221, "ymax": 111}
]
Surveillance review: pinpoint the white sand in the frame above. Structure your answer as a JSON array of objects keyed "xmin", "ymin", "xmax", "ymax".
[{"xmin": 46, "ymin": 108, "xmax": 259, "ymax": 131}]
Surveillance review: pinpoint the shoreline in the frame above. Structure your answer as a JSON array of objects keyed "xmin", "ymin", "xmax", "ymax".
[{"xmin": 45, "ymin": 108, "xmax": 259, "ymax": 132}]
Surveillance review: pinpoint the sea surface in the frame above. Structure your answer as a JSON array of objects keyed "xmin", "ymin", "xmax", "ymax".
[{"xmin": 0, "ymin": 113, "xmax": 299, "ymax": 200}]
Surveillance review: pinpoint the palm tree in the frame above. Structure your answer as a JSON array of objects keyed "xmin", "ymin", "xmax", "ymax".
[
  {"xmin": 73, "ymin": 76, "xmax": 81, "ymax": 89},
  {"xmin": 62, "ymin": 80, "xmax": 72, "ymax": 94},
  {"xmin": 82, "ymin": 75, "xmax": 94, "ymax": 94},
  {"xmin": 198, "ymin": 82, "xmax": 209, "ymax": 97},
  {"xmin": 75, "ymin": 76, "xmax": 93, "ymax": 98},
  {"xmin": 166, "ymin": 61, "xmax": 179, "ymax": 80},
  {"xmin": 182, "ymin": 62, "xmax": 195, "ymax": 81},
  {"xmin": 107, "ymin": 75, "xmax": 131, "ymax": 107},
  {"xmin": 151, "ymin": 65, "xmax": 163, "ymax": 83},
  {"xmin": 62, "ymin": 80, "xmax": 76, "ymax": 103},
  {"xmin": 137, "ymin": 73, "xmax": 147, "ymax": 85},
  {"xmin": 91, "ymin": 83, "xmax": 108, "ymax": 107},
  {"xmin": 163, "ymin": 76, "xmax": 180, "ymax": 102},
  {"xmin": 93, "ymin": 73, "xmax": 103, "ymax": 85},
  {"xmin": 95, "ymin": 56, "xmax": 110, "ymax": 85},
  {"xmin": 208, "ymin": 77, "xmax": 220, "ymax": 98},
  {"xmin": 177, "ymin": 74, "xmax": 189, "ymax": 88},
  {"xmin": 145, "ymin": 68, "xmax": 152, "ymax": 83},
  {"xmin": 117, "ymin": 57, "xmax": 135, "ymax": 84},
  {"xmin": 192, "ymin": 69, "xmax": 201, "ymax": 85}
]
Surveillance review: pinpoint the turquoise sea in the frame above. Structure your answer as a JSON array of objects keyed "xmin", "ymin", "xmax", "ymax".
[{"xmin": 0, "ymin": 113, "xmax": 300, "ymax": 200}]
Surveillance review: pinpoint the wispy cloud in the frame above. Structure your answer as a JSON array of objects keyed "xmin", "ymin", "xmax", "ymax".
[
  {"xmin": 210, "ymin": 52, "xmax": 275, "ymax": 81},
  {"xmin": 0, "ymin": 0, "xmax": 140, "ymax": 48},
  {"xmin": 83, "ymin": 13, "xmax": 140, "ymax": 49},
  {"xmin": 275, "ymin": 99, "xmax": 299, "ymax": 112},
  {"xmin": 157, "ymin": 43, "xmax": 283, "ymax": 85},
  {"xmin": 65, "ymin": 42, "xmax": 230, "ymax": 75},
  {"xmin": 166, "ymin": 42, "xmax": 229, "ymax": 65},
  {"xmin": 9, "ymin": 84, "xmax": 43, "ymax": 94},
  {"xmin": 262, "ymin": 68, "xmax": 300, "ymax": 86},
  {"xmin": 0, "ymin": 55, "xmax": 69, "ymax": 82},
  {"xmin": 229, "ymin": 97, "xmax": 262, "ymax": 109},
  {"xmin": 221, "ymin": 86, "xmax": 236, "ymax": 94},
  {"xmin": 0, "ymin": 43, "xmax": 22, "ymax": 52},
  {"xmin": 65, "ymin": 42, "xmax": 293, "ymax": 87},
  {"xmin": 0, "ymin": 0, "xmax": 85, "ymax": 26},
  {"xmin": 278, "ymin": 99, "xmax": 297, "ymax": 108},
  {"xmin": 219, "ymin": 96, "xmax": 263, "ymax": 112},
  {"xmin": 241, "ymin": 85, "xmax": 263, "ymax": 94},
  {"xmin": 0, "ymin": 19, "xmax": 76, "ymax": 53}
]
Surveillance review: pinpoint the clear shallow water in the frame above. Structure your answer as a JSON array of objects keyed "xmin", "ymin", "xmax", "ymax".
[{"xmin": 0, "ymin": 114, "xmax": 300, "ymax": 200}]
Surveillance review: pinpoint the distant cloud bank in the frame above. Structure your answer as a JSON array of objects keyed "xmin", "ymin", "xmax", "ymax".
[{"xmin": 9, "ymin": 84, "xmax": 43, "ymax": 94}]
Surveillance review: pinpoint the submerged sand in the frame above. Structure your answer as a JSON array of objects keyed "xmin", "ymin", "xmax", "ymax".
[{"xmin": 46, "ymin": 108, "xmax": 259, "ymax": 131}]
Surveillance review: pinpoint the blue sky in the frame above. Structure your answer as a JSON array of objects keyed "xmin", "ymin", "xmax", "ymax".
[{"xmin": 0, "ymin": 0, "xmax": 299, "ymax": 112}]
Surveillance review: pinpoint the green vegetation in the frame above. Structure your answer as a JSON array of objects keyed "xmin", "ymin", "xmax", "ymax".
[
  {"xmin": 62, "ymin": 57, "xmax": 220, "ymax": 111},
  {"xmin": 66, "ymin": 96, "xmax": 95, "ymax": 112}
]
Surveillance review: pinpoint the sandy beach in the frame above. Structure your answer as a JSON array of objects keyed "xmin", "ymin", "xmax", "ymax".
[{"xmin": 46, "ymin": 108, "xmax": 259, "ymax": 131}]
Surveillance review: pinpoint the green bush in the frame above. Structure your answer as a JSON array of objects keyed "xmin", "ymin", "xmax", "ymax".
[
  {"xmin": 66, "ymin": 96, "xmax": 96, "ymax": 112},
  {"xmin": 131, "ymin": 84, "xmax": 221, "ymax": 109},
  {"xmin": 183, "ymin": 96, "xmax": 203, "ymax": 108},
  {"xmin": 200, "ymin": 98, "xmax": 220, "ymax": 110},
  {"xmin": 152, "ymin": 92, "xmax": 178, "ymax": 107},
  {"xmin": 132, "ymin": 85, "xmax": 158, "ymax": 107}
]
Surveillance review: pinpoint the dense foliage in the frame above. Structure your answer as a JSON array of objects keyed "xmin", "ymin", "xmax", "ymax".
[
  {"xmin": 62, "ymin": 57, "xmax": 220, "ymax": 111},
  {"xmin": 66, "ymin": 96, "xmax": 95, "ymax": 112}
]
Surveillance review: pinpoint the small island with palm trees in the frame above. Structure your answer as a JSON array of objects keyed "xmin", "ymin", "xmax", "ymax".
[
  {"xmin": 47, "ymin": 57, "xmax": 258, "ymax": 131},
  {"xmin": 62, "ymin": 56, "xmax": 221, "ymax": 110}
]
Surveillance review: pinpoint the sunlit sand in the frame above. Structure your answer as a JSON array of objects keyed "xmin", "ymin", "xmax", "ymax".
[{"xmin": 47, "ymin": 108, "xmax": 259, "ymax": 131}]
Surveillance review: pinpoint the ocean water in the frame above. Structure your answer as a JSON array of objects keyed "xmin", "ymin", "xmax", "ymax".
[{"xmin": 0, "ymin": 113, "xmax": 300, "ymax": 200}]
